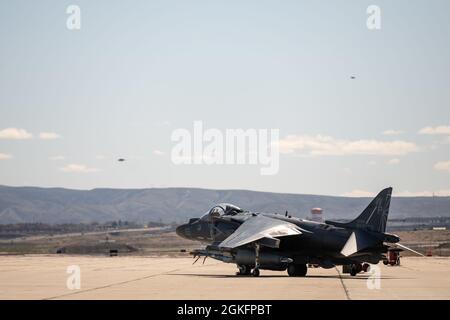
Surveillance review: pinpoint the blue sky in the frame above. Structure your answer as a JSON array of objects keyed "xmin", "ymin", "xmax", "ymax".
[{"xmin": 0, "ymin": 0, "xmax": 449, "ymax": 196}]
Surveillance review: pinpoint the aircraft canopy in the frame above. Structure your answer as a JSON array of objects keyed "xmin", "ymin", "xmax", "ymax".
[{"xmin": 200, "ymin": 203, "xmax": 244, "ymax": 220}]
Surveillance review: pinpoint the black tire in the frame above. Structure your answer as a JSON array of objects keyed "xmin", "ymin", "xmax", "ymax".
[
  {"xmin": 350, "ymin": 266, "xmax": 357, "ymax": 276},
  {"xmin": 362, "ymin": 263, "xmax": 370, "ymax": 272},
  {"xmin": 287, "ymin": 264, "xmax": 297, "ymax": 276},
  {"xmin": 237, "ymin": 265, "xmax": 252, "ymax": 275},
  {"xmin": 287, "ymin": 264, "xmax": 307, "ymax": 277},
  {"xmin": 252, "ymin": 268, "xmax": 260, "ymax": 277},
  {"xmin": 297, "ymin": 264, "xmax": 307, "ymax": 277}
]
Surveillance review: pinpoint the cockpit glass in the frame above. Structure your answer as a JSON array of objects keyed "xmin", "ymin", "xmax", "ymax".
[{"xmin": 200, "ymin": 203, "xmax": 244, "ymax": 220}]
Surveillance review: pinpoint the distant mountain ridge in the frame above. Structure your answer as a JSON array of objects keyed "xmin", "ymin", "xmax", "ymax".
[{"xmin": 0, "ymin": 185, "xmax": 449, "ymax": 224}]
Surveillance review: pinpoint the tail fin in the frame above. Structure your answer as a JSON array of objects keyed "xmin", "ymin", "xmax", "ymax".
[
  {"xmin": 348, "ymin": 187, "xmax": 392, "ymax": 233},
  {"xmin": 326, "ymin": 187, "xmax": 393, "ymax": 233}
]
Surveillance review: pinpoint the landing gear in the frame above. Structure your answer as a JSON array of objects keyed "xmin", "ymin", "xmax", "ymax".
[
  {"xmin": 236, "ymin": 265, "xmax": 252, "ymax": 276},
  {"xmin": 287, "ymin": 263, "xmax": 307, "ymax": 277},
  {"xmin": 287, "ymin": 264, "xmax": 296, "ymax": 276},
  {"xmin": 362, "ymin": 263, "xmax": 370, "ymax": 272},
  {"xmin": 350, "ymin": 263, "xmax": 363, "ymax": 276},
  {"xmin": 252, "ymin": 243, "xmax": 261, "ymax": 277}
]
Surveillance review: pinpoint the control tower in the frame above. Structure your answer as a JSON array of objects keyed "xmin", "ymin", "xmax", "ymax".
[{"xmin": 310, "ymin": 208, "xmax": 324, "ymax": 222}]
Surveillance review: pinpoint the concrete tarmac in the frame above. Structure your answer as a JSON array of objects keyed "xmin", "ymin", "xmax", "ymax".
[{"xmin": 0, "ymin": 255, "xmax": 449, "ymax": 300}]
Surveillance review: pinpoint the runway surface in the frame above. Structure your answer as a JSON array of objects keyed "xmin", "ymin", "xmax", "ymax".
[{"xmin": 0, "ymin": 255, "xmax": 449, "ymax": 300}]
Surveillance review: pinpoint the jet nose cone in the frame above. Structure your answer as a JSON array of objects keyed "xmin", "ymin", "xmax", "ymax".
[{"xmin": 176, "ymin": 224, "xmax": 188, "ymax": 239}]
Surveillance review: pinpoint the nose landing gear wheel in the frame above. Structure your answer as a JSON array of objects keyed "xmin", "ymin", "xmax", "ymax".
[
  {"xmin": 362, "ymin": 263, "xmax": 370, "ymax": 272},
  {"xmin": 287, "ymin": 263, "xmax": 307, "ymax": 277},
  {"xmin": 252, "ymin": 268, "xmax": 260, "ymax": 277}
]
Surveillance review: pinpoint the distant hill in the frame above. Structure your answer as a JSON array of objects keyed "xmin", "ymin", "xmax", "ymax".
[{"xmin": 0, "ymin": 185, "xmax": 449, "ymax": 224}]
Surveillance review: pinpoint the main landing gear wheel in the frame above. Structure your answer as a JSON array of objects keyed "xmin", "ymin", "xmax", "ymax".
[
  {"xmin": 287, "ymin": 263, "xmax": 307, "ymax": 277},
  {"xmin": 252, "ymin": 268, "xmax": 260, "ymax": 277},
  {"xmin": 236, "ymin": 265, "xmax": 252, "ymax": 276},
  {"xmin": 350, "ymin": 263, "xmax": 362, "ymax": 276}
]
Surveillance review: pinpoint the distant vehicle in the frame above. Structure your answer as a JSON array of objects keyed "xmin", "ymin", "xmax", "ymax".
[
  {"xmin": 350, "ymin": 76, "xmax": 356, "ymax": 79},
  {"xmin": 383, "ymin": 248, "xmax": 402, "ymax": 266},
  {"xmin": 117, "ymin": 158, "xmax": 126, "ymax": 162},
  {"xmin": 177, "ymin": 188, "xmax": 422, "ymax": 277}
]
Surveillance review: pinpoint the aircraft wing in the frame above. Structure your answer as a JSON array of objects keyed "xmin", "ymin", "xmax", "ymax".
[
  {"xmin": 218, "ymin": 214, "xmax": 302, "ymax": 249},
  {"xmin": 392, "ymin": 243, "xmax": 425, "ymax": 256}
]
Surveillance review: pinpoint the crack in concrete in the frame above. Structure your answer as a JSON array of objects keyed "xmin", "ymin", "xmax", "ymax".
[{"xmin": 334, "ymin": 266, "xmax": 351, "ymax": 300}]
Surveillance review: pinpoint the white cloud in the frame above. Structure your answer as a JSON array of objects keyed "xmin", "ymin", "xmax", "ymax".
[
  {"xmin": 153, "ymin": 149, "xmax": 165, "ymax": 156},
  {"xmin": 341, "ymin": 190, "xmax": 375, "ymax": 197},
  {"xmin": 382, "ymin": 129, "xmax": 404, "ymax": 135},
  {"xmin": 368, "ymin": 160, "xmax": 377, "ymax": 166},
  {"xmin": 430, "ymin": 136, "xmax": 450, "ymax": 148},
  {"xmin": 60, "ymin": 164, "xmax": 99, "ymax": 173},
  {"xmin": 0, "ymin": 153, "xmax": 12, "ymax": 160},
  {"xmin": 39, "ymin": 132, "xmax": 61, "ymax": 140},
  {"xmin": 343, "ymin": 189, "xmax": 450, "ymax": 197},
  {"xmin": 394, "ymin": 190, "xmax": 450, "ymax": 197},
  {"xmin": 430, "ymin": 143, "xmax": 439, "ymax": 150},
  {"xmin": 0, "ymin": 128, "xmax": 33, "ymax": 139},
  {"xmin": 434, "ymin": 161, "xmax": 450, "ymax": 172},
  {"xmin": 278, "ymin": 135, "xmax": 418, "ymax": 156},
  {"xmin": 419, "ymin": 125, "xmax": 450, "ymax": 135},
  {"xmin": 49, "ymin": 155, "xmax": 65, "ymax": 161},
  {"xmin": 387, "ymin": 158, "xmax": 400, "ymax": 165},
  {"xmin": 441, "ymin": 137, "xmax": 450, "ymax": 144},
  {"xmin": 95, "ymin": 155, "xmax": 106, "ymax": 160}
]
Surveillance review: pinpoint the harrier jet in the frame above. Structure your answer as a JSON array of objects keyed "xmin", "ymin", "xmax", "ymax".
[{"xmin": 176, "ymin": 187, "xmax": 418, "ymax": 277}]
